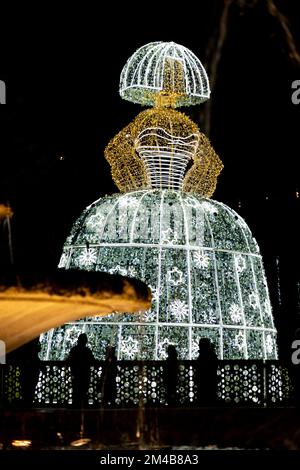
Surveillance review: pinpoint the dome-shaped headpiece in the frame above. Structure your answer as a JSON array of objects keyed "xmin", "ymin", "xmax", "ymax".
[{"xmin": 120, "ymin": 41, "xmax": 210, "ymax": 108}]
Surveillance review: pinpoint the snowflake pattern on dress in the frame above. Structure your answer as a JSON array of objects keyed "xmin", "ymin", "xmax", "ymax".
[
  {"xmin": 229, "ymin": 303, "xmax": 243, "ymax": 323},
  {"xmin": 234, "ymin": 331, "xmax": 245, "ymax": 351},
  {"xmin": 191, "ymin": 339, "xmax": 201, "ymax": 359},
  {"xmin": 169, "ymin": 299, "xmax": 189, "ymax": 321},
  {"xmin": 65, "ymin": 326, "xmax": 82, "ymax": 346},
  {"xmin": 194, "ymin": 251, "xmax": 210, "ymax": 269},
  {"xmin": 161, "ymin": 227, "xmax": 178, "ymax": 245},
  {"xmin": 78, "ymin": 248, "xmax": 98, "ymax": 267},
  {"xmin": 120, "ymin": 336, "xmax": 139, "ymax": 359},
  {"xmin": 167, "ymin": 267, "xmax": 183, "ymax": 286},
  {"xmin": 235, "ymin": 254, "xmax": 246, "ymax": 273},
  {"xmin": 249, "ymin": 292, "xmax": 260, "ymax": 309},
  {"xmin": 203, "ymin": 309, "xmax": 217, "ymax": 324},
  {"xmin": 86, "ymin": 211, "xmax": 106, "ymax": 231},
  {"xmin": 143, "ymin": 309, "xmax": 157, "ymax": 322},
  {"xmin": 158, "ymin": 338, "xmax": 174, "ymax": 359},
  {"xmin": 108, "ymin": 265, "xmax": 128, "ymax": 277}
]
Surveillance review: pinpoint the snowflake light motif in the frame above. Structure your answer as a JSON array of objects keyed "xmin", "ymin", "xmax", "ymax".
[
  {"xmin": 192, "ymin": 339, "xmax": 201, "ymax": 359},
  {"xmin": 65, "ymin": 326, "xmax": 82, "ymax": 346},
  {"xmin": 149, "ymin": 286, "xmax": 159, "ymax": 304},
  {"xmin": 127, "ymin": 266, "xmax": 137, "ymax": 278},
  {"xmin": 169, "ymin": 299, "xmax": 189, "ymax": 321},
  {"xmin": 161, "ymin": 227, "xmax": 178, "ymax": 245},
  {"xmin": 234, "ymin": 331, "xmax": 245, "ymax": 351},
  {"xmin": 109, "ymin": 265, "xmax": 128, "ymax": 276},
  {"xmin": 203, "ymin": 309, "xmax": 217, "ymax": 324},
  {"xmin": 167, "ymin": 267, "xmax": 183, "ymax": 286},
  {"xmin": 265, "ymin": 334, "xmax": 273, "ymax": 354},
  {"xmin": 194, "ymin": 251, "xmax": 210, "ymax": 269},
  {"xmin": 158, "ymin": 338, "xmax": 174, "ymax": 359},
  {"xmin": 193, "ymin": 283, "xmax": 208, "ymax": 302},
  {"xmin": 235, "ymin": 254, "xmax": 246, "ymax": 273},
  {"xmin": 249, "ymin": 292, "xmax": 260, "ymax": 309},
  {"xmin": 229, "ymin": 303, "xmax": 243, "ymax": 323},
  {"xmin": 143, "ymin": 309, "xmax": 157, "ymax": 322},
  {"xmin": 120, "ymin": 336, "xmax": 139, "ymax": 359},
  {"xmin": 78, "ymin": 248, "xmax": 98, "ymax": 267},
  {"xmin": 86, "ymin": 211, "xmax": 105, "ymax": 230}
]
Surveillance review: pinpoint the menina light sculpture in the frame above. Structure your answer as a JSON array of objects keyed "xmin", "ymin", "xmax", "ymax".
[{"xmin": 39, "ymin": 42, "xmax": 278, "ymax": 361}]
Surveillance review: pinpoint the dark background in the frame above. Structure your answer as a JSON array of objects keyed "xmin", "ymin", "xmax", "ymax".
[{"xmin": 0, "ymin": 0, "xmax": 299, "ymax": 359}]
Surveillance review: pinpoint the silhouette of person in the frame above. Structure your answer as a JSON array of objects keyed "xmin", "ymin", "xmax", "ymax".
[
  {"xmin": 196, "ymin": 338, "xmax": 218, "ymax": 405},
  {"xmin": 100, "ymin": 346, "xmax": 118, "ymax": 407},
  {"xmin": 68, "ymin": 333, "xmax": 95, "ymax": 407},
  {"xmin": 164, "ymin": 345, "xmax": 178, "ymax": 406}
]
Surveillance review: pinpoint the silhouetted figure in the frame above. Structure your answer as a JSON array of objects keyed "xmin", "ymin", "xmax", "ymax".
[
  {"xmin": 100, "ymin": 346, "xmax": 118, "ymax": 406},
  {"xmin": 68, "ymin": 333, "xmax": 95, "ymax": 407},
  {"xmin": 164, "ymin": 345, "xmax": 178, "ymax": 406},
  {"xmin": 196, "ymin": 338, "xmax": 218, "ymax": 405}
]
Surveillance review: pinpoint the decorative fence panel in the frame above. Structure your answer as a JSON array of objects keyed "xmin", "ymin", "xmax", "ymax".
[{"xmin": 0, "ymin": 360, "xmax": 294, "ymax": 408}]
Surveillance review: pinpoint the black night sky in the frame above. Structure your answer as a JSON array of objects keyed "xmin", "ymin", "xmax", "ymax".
[{"xmin": 0, "ymin": 1, "xmax": 300, "ymax": 358}]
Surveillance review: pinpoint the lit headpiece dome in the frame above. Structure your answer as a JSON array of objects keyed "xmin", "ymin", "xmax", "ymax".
[{"xmin": 120, "ymin": 41, "xmax": 210, "ymax": 108}]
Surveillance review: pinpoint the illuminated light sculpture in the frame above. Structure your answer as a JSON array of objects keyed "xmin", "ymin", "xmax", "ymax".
[{"xmin": 40, "ymin": 42, "xmax": 278, "ymax": 361}]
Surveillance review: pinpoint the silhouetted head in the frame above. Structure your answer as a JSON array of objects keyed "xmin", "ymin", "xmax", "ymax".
[
  {"xmin": 199, "ymin": 337, "xmax": 213, "ymax": 354},
  {"xmin": 77, "ymin": 333, "xmax": 88, "ymax": 347},
  {"xmin": 167, "ymin": 345, "xmax": 178, "ymax": 360}
]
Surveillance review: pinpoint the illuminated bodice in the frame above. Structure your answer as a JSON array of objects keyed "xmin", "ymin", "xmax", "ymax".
[{"xmin": 135, "ymin": 127, "xmax": 199, "ymax": 190}]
